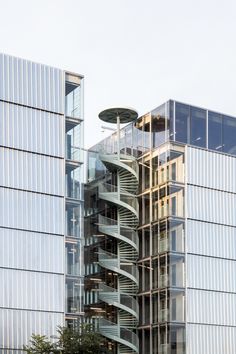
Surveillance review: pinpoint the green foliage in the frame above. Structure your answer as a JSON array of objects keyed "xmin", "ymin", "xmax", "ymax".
[
  {"xmin": 23, "ymin": 324, "xmax": 109, "ymax": 354},
  {"xmin": 23, "ymin": 334, "xmax": 56, "ymax": 354}
]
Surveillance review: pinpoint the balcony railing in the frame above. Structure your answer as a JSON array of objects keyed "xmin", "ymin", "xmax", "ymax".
[
  {"xmin": 159, "ymin": 308, "xmax": 169, "ymax": 322},
  {"xmin": 159, "ymin": 274, "xmax": 169, "ymax": 288},
  {"xmin": 99, "ymin": 215, "xmax": 138, "ymax": 246}
]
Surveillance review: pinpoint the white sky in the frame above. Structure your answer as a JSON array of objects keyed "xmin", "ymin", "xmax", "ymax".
[{"xmin": 0, "ymin": 0, "xmax": 236, "ymax": 148}]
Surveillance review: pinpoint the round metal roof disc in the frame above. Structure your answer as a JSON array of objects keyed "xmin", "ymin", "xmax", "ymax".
[{"xmin": 99, "ymin": 107, "xmax": 138, "ymax": 124}]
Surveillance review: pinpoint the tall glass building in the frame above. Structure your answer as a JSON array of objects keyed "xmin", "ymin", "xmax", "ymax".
[
  {"xmin": 85, "ymin": 101, "xmax": 236, "ymax": 354},
  {"xmin": 0, "ymin": 53, "xmax": 84, "ymax": 352}
]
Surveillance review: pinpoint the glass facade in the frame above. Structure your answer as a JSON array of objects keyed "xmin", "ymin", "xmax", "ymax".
[
  {"xmin": 65, "ymin": 73, "xmax": 84, "ymax": 327},
  {"xmin": 0, "ymin": 54, "xmax": 84, "ymax": 352},
  {"xmin": 172, "ymin": 100, "xmax": 236, "ymax": 155},
  {"xmin": 85, "ymin": 108, "xmax": 187, "ymax": 353},
  {"xmin": 85, "ymin": 100, "xmax": 236, "ymax": 354}
]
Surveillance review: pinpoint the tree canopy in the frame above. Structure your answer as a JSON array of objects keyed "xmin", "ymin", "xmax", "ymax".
[{"xmin": 23, "ymin": 324, "xmax": 109, "ymax": 354}]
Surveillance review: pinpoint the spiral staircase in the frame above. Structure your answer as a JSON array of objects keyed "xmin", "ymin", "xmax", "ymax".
[{"xmin": 98, "ymin": 153, "xmax": 139, "ymax": 354}]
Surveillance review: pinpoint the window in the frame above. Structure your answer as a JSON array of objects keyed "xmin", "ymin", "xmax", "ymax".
[
  {"xmin": 171, "ymin": 298, "xmax": 177, "ymax": 321},
  {"xmin": 171, "ymin": 162, "xmax": 176, "ymax": 181},
  {"xmin": 223, "ymin": 115, "xmax": 236, "ymax": 155},
  {"xmin": 171, "ymin": 264, "xmax": 176, "ymax": 286},
  {"xmin": 171, "ymin": 230, "xmax": 177, "ymax": 251},
  {"xmin": 190, "ymin": 107, "xmax": 206, "ymax": 147},
  {"xmin": 208, "ymin": 111, "xmax": 222, "ymax": 151},
  {"xmin": 171, "ymin": 197, "xmax": 176, "ymax": 216},
  {"xmin": 175, "ymin": 103, "xmax": 189, "ymax": 143},
  {"xmin": 65, "ymin": 80, "xmax": 81, "ymax": 118}
]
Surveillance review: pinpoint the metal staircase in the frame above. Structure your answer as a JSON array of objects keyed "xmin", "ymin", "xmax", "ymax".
[{"xmin": 98, "ymin": 153, "xmax": 139, "ymax": 354}]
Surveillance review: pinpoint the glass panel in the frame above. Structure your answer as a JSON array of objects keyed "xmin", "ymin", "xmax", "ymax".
[
  {"xmin": 169, "ymin": 255, "xmax": 185, "ymax": 288},
  {"xmin": 144, "ymin": 228, "xmax": 150, "ymax": 258},
  {"xmin": 66, "ymin": 167, "xmax": 83, "ymax": 199},
  {"xmin": 175, "ymin": 103, "xmax": 189, "ymax": 143},
  {"xmin": 168, "ymin": 219, "xmax": 185, "ymax": 253},
  {"xmin": 152, "ymin": 224, "xmax": 158, "ymax": 256},
  {"xmin": 223, "ymin": 115, "xmax": 236, "ymax": 155},
  {"xmin": 208, "ymin": 111, "xmax": 223, "ymax": 151},
  {"xmin": 66, "ymin": 278, "xmax": 83, "ymax": 313},
  {"xmin": 65, "ymin": 81, "xmax": 81, "ymax": 118},
  {"xmin": 169, "ymin": 325, "xmax": 185, "ymax": 354},
  {"xmin": 169, "ymin": 100, "xmax": 174, "ymax": 140},
  {"xmin": 152, "ymin": 259, "xmax": 158, "ymax": 289},
  {"xmin": 66, "ymin": 124, "xmax": 83, "ymax": 163},
  {"xmin": 190, "ymin": 107, "xmax": 206, "ymax": 147},
  {"xmin": 171, "ymin": 162, "xmax": 176, "ymax": 181},
  {"xmin": 66, "ymin": 204, "xmax": 83, "ymax": 238},
  {"xmin": 171, "ymin": 297, "xmax": 176, "ymax": 321},
  {"xmin": 152, "ymin": 293, "xmax": 159, "ymax": 324},
  {"xmin": 152, "ymin": 104, "xmax": 166, "ymax": 148},
  {"xmin": 66, "ymin": 241, "xmax": 82, "ymax": 276}
]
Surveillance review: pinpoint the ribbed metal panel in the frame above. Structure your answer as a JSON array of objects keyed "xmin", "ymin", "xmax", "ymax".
[
  {"xmin": 0, "ymin": 101, "xmax": 64, "ymax": 157},
  {"xmin": 187, "ymin": 220, "xmax": 236, "ymax": 259},
  {"xmin": 187, "ymin": 324, "xmax": 236, "ymax": 354},
  {"xmin": 0, "ymin": 228, "xmax": 64, "ymax": 273},
  {"xmin": 187, "ymin": 147, "xmax": 236, "ymax": 193},
  {"xmin": 187, "ymin": 254, "xmax": 236, "ymax": 292},
  {"xmin": 0, "ymin": 53, "xmax": 64, "ymax": 113},
  {"xmin": 0, "ymin": 268, "xmax": 63, "ymax": 312},
  {"xmin": 187, "ymin": 185, "xmax": 236, "ymax": 226},
  {"xmin": 0, "ymin": 309, "xmax": 63, "ymax": 350},
  {"xmin": 0, "ymin": 147, "xmax": 63, "ymax": 195},
  {"xmin": 187, "ymin": 289, "xmax": 236, "ymax": 326},
  {"xmin": 0, "ymin": 187, "xmax": 64, "ymax": 234}
]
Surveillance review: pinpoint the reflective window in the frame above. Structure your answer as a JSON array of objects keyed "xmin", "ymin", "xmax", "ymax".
[
  {"xmin": 169, "ymin": 100, "xmax": 174, "ymax": 140},
  {"xmin": 66, "ymin": 278, "xmax": 83, "ymax": 314},
  {"xmin": 190, "ymin": 107, "xmax": 206, "ymax": 147},
  {"xmin": 152, "ymin": 104, "xmax": 166, "ymax": 148},
  {"xmin": 65, "ymin": 81, "xmax": 81, "ymax": 118},
  {"xmin": 66, "ymin": 203, "xmax": 82, "ymax": 238},
  {"xmin": 175, "ymin": 103, "xmax": 189, "ymax": 143},
  {"xmin": 223, "ymin": 115, "xmax": 236, "ymax": 155},
  {"xmin": 66, "ymin": 241, "xmax": 82, "ymax": 276},
  {"xmin": 208, "ymin": 111, "xmax": 223, "ymax": 151}
]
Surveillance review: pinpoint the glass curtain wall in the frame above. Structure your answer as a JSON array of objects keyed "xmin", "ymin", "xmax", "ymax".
[
  {"xmin": 171, "ymin": 100, "xmax": 236, "ymax": 156},
  {"xmin": 65, "ymin": 73, "xmax": 84, "ymax": 327},
  {"xmin": 138, "ymin": 138, "xmax": 186, "ymax": 354}
]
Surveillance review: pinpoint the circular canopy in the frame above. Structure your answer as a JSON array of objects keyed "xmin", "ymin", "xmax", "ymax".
[{"xmin": 99, "ymin": 107, "xmax": 138, "ymax": 124}]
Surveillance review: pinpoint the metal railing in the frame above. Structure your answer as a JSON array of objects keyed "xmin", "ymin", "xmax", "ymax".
[
  {"xmin": 98, "ymin": 248, "xmax": 138, "ymax": 281},
  {"xmin": 99, "ymin": 318, "xmax": 139, "ymax": 350},
  {"xmin": 99, "ymin": 215, "xmax": 138, "ymax": 246},
  {"xmin": 99, "ymin": 283, "xmax": 139, "ymax": 316}
]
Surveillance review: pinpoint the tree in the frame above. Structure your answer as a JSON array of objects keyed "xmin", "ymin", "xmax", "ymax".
[
  {"xmin": 23, "ymin": 325, "xmax": 109, "ymax": 354},
  {"xmin": 23, "ymin": 334, "xmax": 56, "ymax": 354}
]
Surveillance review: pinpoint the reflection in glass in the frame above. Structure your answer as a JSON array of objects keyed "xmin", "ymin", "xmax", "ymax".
[
  {"xmin": 152, "ymin": 104, "xmax": 166, "ymax": 148},
  {"xmin": 190, "ymin": 107, "xmax": 206, "ymax": 147},
  {"xmin": 66, "ymin": 241, "xmax": 81, "ymax": 276},
  {"xmin": 175, "ymin": 103, "xmax": 189, "ymax": 143},
  {"xmin": 66, "ymin": 204, "xmax": 82, "ymax": 238},
  {"xmin": 223, "ymin": 115, "xmax": 236, "ymax": 155},
  {"xmin": 169, "ymin": 100, "xmax": 174, "ymax": 140},
  {"xmin": 66, "ymin": 278, "xmax": 83, "ymax": 314},
  {"xmin": 66, "ymin": 167, "xmax": 83, "ymax": 200},
  {"xmin": 208, "ymin": 111, "xmax": 223, "ymax": 151},
  {"xmin": 65, "ymin": 82, "xmax": 81, "ymax": 118},
  {"xmin": 66, "ymin": 125, "xmax": 83, "ymax": 163}
]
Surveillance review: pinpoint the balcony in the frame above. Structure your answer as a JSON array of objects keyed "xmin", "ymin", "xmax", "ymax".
[
  {"xmin": 159, "ymin": 308, "xmax": 169, "ymax": 322},
  {"xmin": 159, "ymin": 274, "xmax": 169, "ymax": 288}
]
